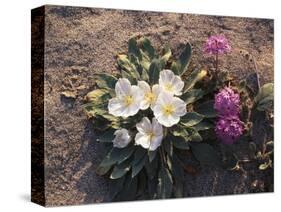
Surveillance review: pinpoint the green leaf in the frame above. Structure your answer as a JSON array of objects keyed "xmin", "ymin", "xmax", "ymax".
[
  {"xmin": 85, "ymin": 89, "xmax": 109, "ymax": 102},
  {"xmin": 121, "ymin": 70, "xmax": 136, "ymax": 84},
  {"xmin": 110, "ymin": 159, "xmax": 131, "ymax": 179},
  {"xmin": 117, "ymin": 175, "xmax": 138, "ymax": 201},
  {"xmin": 171, "ymin": 155, "xmax": 184, "ymax": 182},
  {"xmin": 171, "ymin": 42, "xmax": 192, "ymax": 75},
  {"xmin": 181, "ymin": 89, "xmax": 205, "ymax": 104},
  {"xmin": 96, "ymin": 164, "xmax": 112, "ymax": 176},
  {"xmin": 147, "ymin": 176, "xmax": 158, "ymax": 199},
  {"xmin": 148, "ymin": 150, "xmax": 157, "ymax": 162},
  {"xmin": 257, "ymin": 95, "xmax": 273, "ymax": 111},
  {"xmin": 174, "ymin": 180, "xmax": 184, "ymax": 198},
  {"xmin": 192, "ymin": 121, "xmax": 214, "ymax": 131},
  {"xmin": 128, "ymin": 37, "xmax": 142, "ymax": 59},
  {"xmin": 255, "ymin": 83, "xmax": 274, "ymax": 103},
  {"xmin": 171, "ymin": 127, "xmax": 189, "ymax": 138},
  {"xmin": 145, "ymin": 153, "xmax": 159, "ymax": 180},
  {"xmin": 196, "ymin": 100, "xmax": 217, "ymax": 118},
  {"xmin": 85, "ymin": 105, "xmax": 108, "ymax": 118},
  {"xmin": 184, "ymin": 69, "xmax": 207, "ymax": 92},
  {"xmin": 157, "ymin": 166, "xmax": 173, "ymax": 199},
  {"xmin": 139, "ymin": 50, "xmax": 151, "ymax": 71},
  {"xmin": 117, "ymin": 54, "xmax": 135, "ymax": 71},
  {"xmin": 255, "ymin": 83, "xmax": 274, "ymax": 111},
  {"xmin": 96, "ymin": 129, "xmax": 115, "ymax": 143},
  {"xmin": 188, "ymin": 130, "xmax": 203, "ymax": 142},
  {"xmin": 141, "ymin": 67, "xmax": 150, "ymax": 81},
  {"xmin": 171, "ymin": 155, "xmax": 184, "ymax": 197},
  {"xmin": 131, "ymin": 147, "xmax": 147, "ymax": 177},
  {"xmin": 190, "ymin": 143, "xmax": 221, "ymax": 167},
  {"xmin": 161, "ymin": 45, "xmax": 172, "ymax": 64},
  {"xmin": 180, "ymin": 112, "xmax": 204, "ymax": 127},
  {"xmin": 138, "ymin": 37, "xmax": 155, "ymax": 60},
  {"xmin": 109, "ymin": 176, "xmax": 126, "ymax": 200},
  {"xmin": 117, "ymin": 54, "xmax": 140, "ymax": 81},
  {"xmin": 132, "ymin": 154, "xmax": 147, "ymax": 178},
  {"xmin": 163, "ymin": 139, "xmax": 173, "ymax": 157},
  {"xmin": 169, "ymin": 125, "xmax": 189, "ymax": 138},
  {"xmin": 171, "ymin": 135, "xmax": 190, "ymax": 150},
  {"xmin": 92, "ymin": 116, "xmax": 110, "ymax": 131},
  {"xmin": 96, "ymin": 73, "xmax": 118, "ymax": 90},
  {"xmin": 100, "ymin": 113, "xmax": 120, "ymax": 123},
  {"xmin": 148, "ymin": 59, "xmax": 161, "ymax": 84},
  {"xmin": 99, "ymin": 146, "xmax": 135, "ymax": 167}
]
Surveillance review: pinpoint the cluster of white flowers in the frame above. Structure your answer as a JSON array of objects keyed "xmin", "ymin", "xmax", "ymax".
[{"xmin": 108, "ymin": 69, "xmax": 187, "ymax": 151}]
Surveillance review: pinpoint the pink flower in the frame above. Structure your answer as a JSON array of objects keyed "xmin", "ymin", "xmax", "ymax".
[
  {"xmin": 214, "ymin": 87, "xmax": 244, "ymax": 144},
  {"xmin": 204, "ymin": 35, "xmax": 231, "ymax": 55},
  {"xmin": 214, "ymin": 87, "xmax": 240, "ymax": 116},
  {"xmin": 215, "ymin": 116, "xmax": 244, "ymax": 145}
]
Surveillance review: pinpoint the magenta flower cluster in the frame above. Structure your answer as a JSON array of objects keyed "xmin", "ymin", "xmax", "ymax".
[
  {"xmin": 215, "ymin": 116, "xmax": 244, "ymax": 145},
  {"xmin": 214, "ymin": 87, "xmax": 240, "ymax": 116},
  {"xmin": 203, "ymin": 35, "xmax": 231, "ymax": 55},
  {"xmin": 214, "ymin": 87, "xmax": 243, "ymax": 144}
]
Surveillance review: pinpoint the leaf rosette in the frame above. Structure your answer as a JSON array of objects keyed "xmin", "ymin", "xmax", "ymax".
[{"xmin": 83, "ymin": 36, "xmax": 272, "ymax": 201}]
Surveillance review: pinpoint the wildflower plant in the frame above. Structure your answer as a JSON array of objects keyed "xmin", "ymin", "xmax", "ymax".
[
  {"xmin": 83, "ymin": 35, "xmax": 274, "ymax": 201},
  {"xmin": 203, "ymin": 35, "xmax": 231, "ymax": 79},
  {"xmin": 214, "ymin": 87, "xmax": 244, "ymax": 144}
]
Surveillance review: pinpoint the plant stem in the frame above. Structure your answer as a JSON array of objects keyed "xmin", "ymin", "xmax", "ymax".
[
  {"xmin": 159, "ymin": 147, "xmax": 165, "ymax": 166},
  {"xmin": 215, "ymin": 53, "xmax": 219, "ymax": 72},
  {"xmin": 213, "ymin": 52, "xmax": 219, "ymax": 80},
  {"xmin": 159, "ymin": 146, "xmax": 167, "ymax": 168},
  {"xmin": 252, "ymin": 56, "xmax": 261, "ymax": 90}
]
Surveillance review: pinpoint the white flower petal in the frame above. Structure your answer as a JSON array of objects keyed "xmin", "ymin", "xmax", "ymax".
[
  {"xmin": 140, "ymin": 101, "xmax": 150, "ymax": 110},
  {"xmin": 135, "ymin": 117, "xmax": 163, "ymax": 151},
  {"xmin": 135, "ymin": 83, "xmax": 150, "ymax": 110},
  {"xmin": 126, "ymin": 102, "xmax": 141, "ymax": 117},
  {"xmin": 172, "ymin": 76, "xmax": 185, "ymax": 95},
  {"xmin": 136, "ymin": 117, "xmax": 152, "ymax": 134},
  {"xmin": 152, "ymin": 92, "xmax": 186, "ymax": 127},
  {"xmin": 152, "ymin": 118, "xmax": 163, "ymax": 136},
  {"xmin": 109, "ymin": 80, "xmax": 142, "ymax": 117},
  {"xmin": 149, "ymin": 135, "xmax": 163, "ymax": 151},
  {"xmin": 156, "ymin": 113, "xmax": 180, "ymax": 127},
  {"xmin": 152, "ymin": 84, "xmax": 161, "ymax": 95},
  {"xmin": 135, "ymin": 133, "xmax": 150, "ymax": 149},
  {"xmin": 159, "ymin": 69, "xmax": 184, "ymax": 96},
  {"xmin": 108, "ymin": 97, "xmax": 125, "ymax": 117},
  {"xmin": 151, "ymin": 104, "xmax": 162, "ymax": 118},
  {"xmin": 115, "ymin": 78, "xmax": 132, "ymax": 96},
  {"xmin": 113, "ymin": 129, "xmax": 131, "ymax": 148},
  {"xmin": 150, "ymin": 84, "xmax": 161, "ymax": 109},
  {"xmin": 132, "ymin": 85, "xmax": 144, "ymax": 102},
  {"xmin": 156, "ymin": 91, "xmax": 173, "ymax": 105},
  {"xmin": 172, "ymin": 97, "xmax": 187, "ymax": 116},
  {"xmin": 138, "ymin": 81, "xmax": 150, "ymax": 93},
  {"xmin": 160, "ymin": 69, "xmax": 174, "ymax": 83}
]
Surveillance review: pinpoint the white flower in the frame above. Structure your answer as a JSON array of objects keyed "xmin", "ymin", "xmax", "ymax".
[
  {"xmin": 108, "ymin": 78, "xmax": 144, "ymax": 117},
  {"xmin": 138, "ymin": 81, "xmax": 161, "ymax": 110},
  {"xmin": 135, "ymin": 117, "xmax": 163, "ymax": 151},
  {"xmin": 159, "ymin": 69, "xmax": 184, "ymax": 96},
  {"xmin": 112, "ymin": 129, "xmax": 131, "ymax": 148},
  {"xmin": 153, "ymin": 92, "xmax": 187, "ymax": 127}
]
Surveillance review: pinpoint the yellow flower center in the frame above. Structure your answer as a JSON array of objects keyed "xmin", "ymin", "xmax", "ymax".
[
  {"xmin": 147, "ymin": 132, "xmax": 155, "ymax": 140},
  {"xmin": 162, "ymin": 104, "xmax": 175, "ymax": 116},
  {"xmin": 145, "ymin": 92, "xmax": 156, "ymax": 104},
  {"xmin": 164, "ymin": 83, "xmax": 174, "ymax": 92},
  {"xmin": 124, "ymin": 95, "xmax": 134, "ymax": 106}
]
